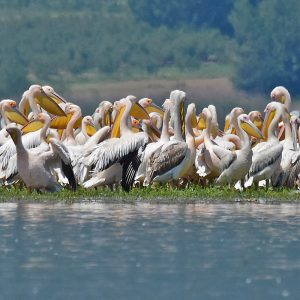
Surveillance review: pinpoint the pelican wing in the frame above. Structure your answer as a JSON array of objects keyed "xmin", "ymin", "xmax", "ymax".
[
  {"xmin": 87, "ymin": 132, "xmax": 148, "ymax": 172},
  {"xmin": 147, "ymin": 141, "xmax": 187, "ymax": 181},
  {"xmin": 83, "ymin": 126, "xmax": 110, "ymax": 150},
  {"xmin": 5, "ymin": 142, "xmax": 50, "ymax": 182},
  {"xmin": 44, "ymin": 139, "xmax": 77, "ymax": 191},
  {"xmin": 120, "ymin": 145, "xmax": 146, "ymax": 192},
  {"xmin": 211, "ymin": 145, "xmax": 237, "ymax": 172},
  {"xmin": 250, "ymin": 142, "xmax": 283, "ymax": 176},
  {"xmin": 286, "ymin": 152, "xmax": 300, "ymax": 187}
]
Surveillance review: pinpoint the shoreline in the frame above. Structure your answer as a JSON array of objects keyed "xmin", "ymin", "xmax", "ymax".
[{"xmin": 0, "ymin": 186, "xmax": 300, "ymax": 204}]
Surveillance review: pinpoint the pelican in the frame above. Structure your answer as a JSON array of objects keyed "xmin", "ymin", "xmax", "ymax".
[
  {"xmin": 216, "ymin": 114, "xmax": 263, "ymax": 187},
  {"xmin": 93, "ymin": 101, "xmax": 113, "ymax": 129},
  {"xmin": 135, "ymin": 100, "xmax": 171, "ymax": 185},
  {"xmin": 19, "ymin": 85, "xmax": 66, "ymax": 118},
  {"xmin": 82, "ymin": 95, "xmax": 149, "ymax": 191},
  {"xmin": 145, "ymin": 91, "xmax": 197, "ymax": 185},
  {"xmin": 245, "ymin": 102, "xmax": 285, "ymax": 188},
  {"xmin": 0, "ymin": 99, "xmax": 30, "ymax": 145},
  {"xmin": 271, "ymin": 113, "xmax": 300, "ymax": 188},
  {"xmin": 75, "ymin": 116, "xmax": 97, "ymax": 145},
  {"xmin": 6, "ymin": 126, "xmax": 76, "ymax": 192}
]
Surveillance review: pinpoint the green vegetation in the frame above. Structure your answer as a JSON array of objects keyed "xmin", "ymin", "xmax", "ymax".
[
  {"xmin": 0, "ymin": 0, "xmax": 299, "ymax": 97},
  {"xmin": 0, "ymin": 186, "xmax": 299, "ymax": 203}
]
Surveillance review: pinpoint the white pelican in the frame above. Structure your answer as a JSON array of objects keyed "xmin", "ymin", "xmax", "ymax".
[
  {"xmin": 145, "ymin": 91, "xmax": 197, "ymax": 185},
  {"xmin": 75, "ymin": 116, "xmax": 97, "ymax": 145},
  {"xmin": 271, "ymin": 113, "xmax": 300, "ymax": 188},
  {"xmin": 82, "ymin": 95, "xmax": 149, "ymax": 191},
  {"xmin": 0, "ymin": 99, "xmax": 29, "ymax": 146},
  {"xmin": 6, "ymin": 126, "xmax": 76, "ymax": 192},
  {"xmin": 195, "ymin": 107, "xmax": 223, "ymax": 180},
  {"xmin": 135, "ymin": 100, "xmax": 171, "ymax": 185},
  {"xmin": 19, "ymin": 85, "xmax": 66, "ymax": 118},
  {"xmin": 245, "ymin": 102, "xmax": 285, "ymax": 188},
  {"xmin": 93, "ymin": 101, "xmax": 113, "ymax": 130},
  {"xmin": 216, "ymin": 114, "xmax": 263, "ymax": 187}
]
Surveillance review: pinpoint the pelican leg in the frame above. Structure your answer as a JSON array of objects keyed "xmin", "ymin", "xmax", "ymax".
[
  {"xmin": 241, "ymin": 179, "xmax": 245, "ymax": 191},
  {"xmin": 266, "ymin": 179, "xmax": 269, "ymax": 191},
  {"xmin": 254, "ymin": 182, "xmax": 259, "ymax": 190}
]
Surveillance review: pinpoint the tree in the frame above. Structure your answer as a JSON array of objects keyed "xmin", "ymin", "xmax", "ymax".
[
  {"xmin": 230, "ymin": 0, "xmax": 300, "ymax": 93},
  {"xmin": 128, "ymin": 0, "xmax": 235, "ymax": 35}
]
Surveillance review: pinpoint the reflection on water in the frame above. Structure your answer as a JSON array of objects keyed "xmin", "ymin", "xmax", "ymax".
[{"xmin": 1, "ymin": 202, "xmax": 300, "ymax": 299}]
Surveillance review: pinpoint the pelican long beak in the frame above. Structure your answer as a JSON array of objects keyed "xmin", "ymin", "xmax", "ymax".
[
  {"xmin": 197, "ymin": 113, "xmax": 206, "ymax": 130},
  {"xmin": 104, "ymin": 111, "xmax": 112, "ymax": 127},
  {"xmin": 22, "ymin": 120, "xmax": 44, "ymax": 134},
  {"xmin": 111, "ymin": 106, "xmax": 126, "ymax": 138},
  {"xmin": 5, "ymin": 107, "xmax": 29, "ymax": 126},
  {"xmin": 72, "ymin": 115, "xmax": 82, "ymax": 129},
  {"xmin": 180, "ymin": 102, "xmax": 185, "ymax": 138},
  {"xmin": 253, "ymin": 119, "xmax": 263, "ymax": 131},
  {"xmin": 191, "ymin": 111, "xmax": 197, "ymax": 128},
  {"xmin": 292, "ymin": 121, "xmax": 298, "ymax": 150},
  {"xmin": 130, "ymin": 103, "xmax": 150, "ymax": 120},
  {"xmin": 277, "ymin": 122, "xmax": 285, "ymax": 141},
  {"xmin": 35, "ymin": 88, "xmax": 66, "ymax": 116},
  {"xmin": 47, "ymin": 90, "xmax": 67, "ymax": 104},
  {"xmin": 224, "ymin": 116, "xmax": 231, "ymax": 132},
  {"xmin": 86, "ymin": 123, "xmax": 97, "ymax": 136},
  {"xmin": 240, "ymin": 119, "xmax": 264, "ymax": 139},
  {"xmin": 50, "ymin": 114, "xmax": 82, "ymax": 129},
  {"xmin": 50, "ymin": 116, "xmax": 68, "ymax": 129},
  {"xmin": 145, "ymin": 103, "xmax": 164, "ymax": 117},
  {"xmin": 262, "ymin": 110, "xmax": 275, "ymax": 140},
  {"xmin": 148, "ymin": 124, "xmax": 161, "ymax": 140}
]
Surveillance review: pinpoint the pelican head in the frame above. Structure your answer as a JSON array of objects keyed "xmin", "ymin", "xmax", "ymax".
[
  {"xmin": 202, "ymin": 107, "xmax": 212, "ymax": 122},
  {"xmin": 162, "ymin": 99, "xmax": 172, "ymax": 111},
  {"xmin": 2, "ymin": 99, "xmax": 29, "ymax": 126},
  {"xmin": 6, "ymin": 126, "xmax": 21, "ymax": 145},
  {"xmin": 0, "ymin": 99, "xmax": 17, "ymax": 108},
  {"xmin": 186, "ymin": 103, "xmax": 197, "ymax": 128},
  {"xmin": 98, "ymin": 100, "xmax": 113, "ymax": 112},
  {"xmin": 238, "ymin": 114, "xmax": 264, "ymax": 139},
  {"xmin": 65, "ymin": 103, "xmax": 81, "ymax": 115},
  {"xmin": 82, "ymin": 115, "xmax": 96, "ymax": 136},
  {"xmin": 83, "ymin": 115, "xmax": 94, "ymax": 126},
  {"xmin": 170, "ymin": 90, "xmax": 186, "ymax": 105},
  {"xmin": 248, "ymin": 111, "xmax": 263, "ymax": 130},
  {"xmin": 21, "ymin": 112, "xmax": 51, "ymax": 134},
  {"xmin": 126, "ymin": 95, "xmax": 137, "ymax": 104},
  {"xmin": 262, "ymin": 101, "xmax": 286, "ymax": 139},
  {"xmin": 138, "ymin": 98, "xmax": 153, "ymax": 108},
  {"xmin": 149, "ymin": 112, "xmax": 163, "ymax": 129},
  {"xmin": 42, "ymin": 85, "xmax": 67, "ymax": 103},
  {"xmin": 270, "ymin": 86, "xmax": 291, "ymax": 110},
  {"xmin": 28, "ymin": 84, "xmax": 66, "ymax": 116}
]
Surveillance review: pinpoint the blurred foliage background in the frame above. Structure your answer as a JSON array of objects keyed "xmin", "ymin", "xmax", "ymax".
[{"xmin": 0, "ymin": 0, "xmax": 299, "ymax": 115}]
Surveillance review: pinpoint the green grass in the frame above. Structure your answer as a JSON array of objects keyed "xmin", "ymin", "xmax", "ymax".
[{"xmin": 0, "ymin": 185, "xmax": 299, "ymax": 203}]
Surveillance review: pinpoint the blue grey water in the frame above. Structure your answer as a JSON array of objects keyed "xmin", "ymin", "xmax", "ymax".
[{"xmin": 0, "ymin": 202, "xmax": 300, "ymax": 300}]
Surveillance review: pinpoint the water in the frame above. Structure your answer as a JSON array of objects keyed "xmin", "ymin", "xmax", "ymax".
[{"xmin": 0, "ymin": 202, "xmax": 300, "ymax": 299}]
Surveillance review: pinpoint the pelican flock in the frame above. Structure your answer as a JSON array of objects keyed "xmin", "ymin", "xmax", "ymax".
[{"xmin": 1, "ymin": 84, "xmax": 300, "ymax": 193}]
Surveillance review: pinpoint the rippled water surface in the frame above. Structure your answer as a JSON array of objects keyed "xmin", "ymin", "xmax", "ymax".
[{"xmin": 1, "ymin": 202, "xmax": 300, "ymax": 299}]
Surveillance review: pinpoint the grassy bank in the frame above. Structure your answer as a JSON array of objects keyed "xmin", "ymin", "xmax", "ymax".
[{"xmin": 0, "ymin": 186, "xmax": 300, "ymax": 203}]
